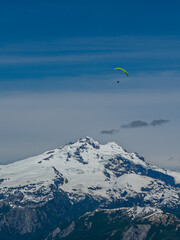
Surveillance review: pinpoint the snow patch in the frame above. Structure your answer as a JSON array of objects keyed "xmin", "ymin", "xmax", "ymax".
[{"xmin": 116, "ymin": 174, "xmax": 153, "ymax": 193}]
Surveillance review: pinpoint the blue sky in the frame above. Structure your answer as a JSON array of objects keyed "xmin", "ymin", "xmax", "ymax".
[
  {"xmin": 0, "ymin": 0, "xmax": 180, "ymax": 92},
  {"xmin": 0, "ymin": 1, "xmax": 180, "ymax": 170}
]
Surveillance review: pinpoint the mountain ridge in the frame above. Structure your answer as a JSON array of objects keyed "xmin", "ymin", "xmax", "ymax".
[{"xmin": 47, "ymin": 206, "xmax": 180, "ymax": 240}]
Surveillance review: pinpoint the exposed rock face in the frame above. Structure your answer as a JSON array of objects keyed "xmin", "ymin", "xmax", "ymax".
[
  {"xmin": 0, "ymin": 191, "xmax": 74, "ymax": 240},
  {"xmin": 122, "ymin": 225, "xmax": 151, "ymax": 240},
  {"xmin": 0, "ymin": 137, "xmax": 179, "ymax": 239}
]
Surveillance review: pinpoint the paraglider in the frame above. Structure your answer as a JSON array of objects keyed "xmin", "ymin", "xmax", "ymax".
[{"xmin": 113, "ymin": 67, "xmax": 129, "ymax": 83}]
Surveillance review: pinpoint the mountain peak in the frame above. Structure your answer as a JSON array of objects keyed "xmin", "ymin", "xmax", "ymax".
[{"xmin": 78, "ymin": 136, "xmax": 100, "ymax": 148}]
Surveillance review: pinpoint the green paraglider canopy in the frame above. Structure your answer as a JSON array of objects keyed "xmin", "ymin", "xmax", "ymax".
[{"xmin": 113, "ymin": 67, "xmax": 129, "ymax": 77}]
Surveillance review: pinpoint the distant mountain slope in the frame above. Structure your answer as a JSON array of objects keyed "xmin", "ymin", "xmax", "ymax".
[{"xmin": 47, "ymin": 206, "xmax": 180, "ymax": 240}]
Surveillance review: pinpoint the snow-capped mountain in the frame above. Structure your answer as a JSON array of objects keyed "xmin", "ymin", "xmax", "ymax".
[
  {"xmin": 0, "ymin": 136, "xmax": 180, "ymax": 208},
  {"xmin": 0, "ymin": 137, "xmax": 180, "ymax": 239}
]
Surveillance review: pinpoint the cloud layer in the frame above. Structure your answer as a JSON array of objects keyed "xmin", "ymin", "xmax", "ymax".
[
  {"xmin": 0, "ymin": 91, "xmax": 179, "ymax": 172},
  {"xmin": 1, "ymin": 36, "xmax": 180, "ymax": 94}
]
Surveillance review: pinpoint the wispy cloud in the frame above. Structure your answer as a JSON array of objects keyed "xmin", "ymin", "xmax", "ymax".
[
  {"xmin": 0, "ymin": 50, "xmax": 178, "ymax": 66},
  {"xmin": 0, "ymin": 36, "xmax": 180, "ymax": 66},
  {"xmin": 101, "ymin": 129, "xmax": 119, "ymax": 135},
  {"xmin": 121, "ymin": 120, "xmax": 148, "ymax": 128},
  {"xmin": 168, "ymin": 157, "xmax": 174, "ymax": 161},
  {"xmin": 101, "ymin": 119, "xmax": 170, "ymax": 135},
  {"xmin": 121, "ymin": 119, "xmax": 170, "ymax": 129},
  {"xmin": 149, "ymin": 119, "xmax": 170, "ymax": 126},
  {"xmin": 1, "ymin": 36, "xmax": 180, "ymax": 52}
]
